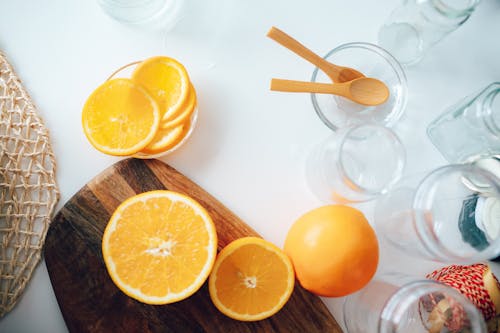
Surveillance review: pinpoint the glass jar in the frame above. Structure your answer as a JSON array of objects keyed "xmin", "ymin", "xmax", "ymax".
[
  {"xmin": 374, "ymin": 164, "xmax": 500, "ymax": 263},
  {"xmin": 344, "ymin": 278, "xmax": 486, "ymax": 333},
  {"xmin": 378, "ymin": 0, "xmax": 481, "ymax": 65},
  {"xmin": 311, "ymin": 42, "xmax": 408, "ymax": 131},
  {"xmin": 97, "ymin": 0, "xmax": 183, "ymax": 30},
  {"xmin": 305, "ymin": 124, "xmax": 406, "ymax": 203},
  {"xmin": 427, "ymin": 82, "xmax": 500, "ymax": 164}
]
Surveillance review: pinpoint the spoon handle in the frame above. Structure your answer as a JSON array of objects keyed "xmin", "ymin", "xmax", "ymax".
[
  {"xmin": 267, "ymin": 27, "xmax": 339, "ymax": 77},
  {"xmin": 270, "ymin": 78, "xmax": 345, "ymax": 95}
]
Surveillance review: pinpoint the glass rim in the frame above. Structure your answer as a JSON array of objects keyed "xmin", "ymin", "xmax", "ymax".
[
  {"xmin": 431, "ymin": 0, "xmax": 481, "ymax": 18},
  {"xmin": 482, "ymin": 82, "xmax": 500, "ymax": 136},
  {"xmin": 310, "ymin": 42, "xmax": 408, "ymax": 132},
  {"xmin": 379, "ymin": 279, "xmax": 486, "ymax": 333},
  {"xmin": 413, "ymin": 164, "xmax": 500, "ymax": 262},
  {"xmin": 336, "ymin": 123, "xmax": 406, "ymax": 198},
  {"xmin": 98, "ymin": 0, "xmax": 178, "ymax": 25}
]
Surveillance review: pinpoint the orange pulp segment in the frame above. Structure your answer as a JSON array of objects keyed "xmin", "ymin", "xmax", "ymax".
[
  {"xmin": 102, "ymin": 190, "xmax": 218, "ymax": 305},
  {"xmin": 82, "ymin": 78, "xmax": 160, "ymax": 156},
  {"xmin": 208, "ymin": 237, "xmax": 295, "ymax": 321}
]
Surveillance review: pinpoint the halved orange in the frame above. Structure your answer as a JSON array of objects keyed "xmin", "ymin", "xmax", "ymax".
[
  {"xmin": 161, "ymin": 85, "xmax": 197, "ymax": 129},
  {"xmin": 132, "ymin": 56, "xmax": 190, "ymax": 121},
  {"xmin": 82, "ymin": 78, "xmax": 160, "ymax": 156},
  {"xmin": 102, "ymin": 190, "xmax": 217, "ymax": 305},
  {"xmin": 208, "ymin": 237, "xmax": 295, "ymax": 321}
]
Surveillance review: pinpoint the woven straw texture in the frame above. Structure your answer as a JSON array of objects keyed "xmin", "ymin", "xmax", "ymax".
[{"xmin": 0, "ymin": 52, "xmax": 59, "ymax": 317}]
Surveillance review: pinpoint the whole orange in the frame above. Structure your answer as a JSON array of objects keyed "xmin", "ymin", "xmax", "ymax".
[{"xmin": 284, "ymin": 205, "xmax": 379, "ymax": 297}]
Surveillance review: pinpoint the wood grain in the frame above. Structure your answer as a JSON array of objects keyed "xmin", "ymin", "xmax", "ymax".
[{"xmin": 44, "ymin": 158, "xmax": 342, "ymax": 333}]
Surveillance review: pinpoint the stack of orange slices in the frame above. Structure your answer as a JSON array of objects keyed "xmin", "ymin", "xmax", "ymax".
[{"xmin": 82, "ymin": 56, "xmax": 197, "ymax": 157}]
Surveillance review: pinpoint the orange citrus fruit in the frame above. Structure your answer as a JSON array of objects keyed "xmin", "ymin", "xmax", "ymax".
[
  {"xmin": 135, "ymin": 120, "xmax": 192, "ymax": 157},
  {"xmin": 102, "ymin": 190, "xmax": 217, "ymax": 304},
  {"xmin": 131, "ymin": 56, "xmax": 190, "ymax": 121},
  {"xmin": 82, "ymin": 78, "xmax": 160, "ymax": 156},
  {"xmin": 140, "ymin": 123, "xmax": 185, "ymax": 155},
  {"xmin": 284, "ymin": 205, "xmax": 378, "ymax": 297},
  {"xmin": 208, "ymin": 237, "xmax": 295, "ymax": 321},
  {"xmin": 161, "ymin": 84, "xmax": 197, "ymax": 129}
]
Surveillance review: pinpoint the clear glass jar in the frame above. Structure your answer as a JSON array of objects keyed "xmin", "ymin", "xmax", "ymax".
[
  {"xmin": 378, "ymin": 0, "xmax": 481, "ymax": 65},
  {"xmin": 311, "ymin": 42, "xmax": 408, "ymax": 131},
  {"xmin": 344, "ymin": 278, "xmax": 487, "ymax": 333},
  {"xmin": 305, "ymin": 124, "xmax": 406, "ymax": 203},
  {"xmin": 97, "ymin": 0, "xmax": 183, "ymax": 30},
  {"xmin": 374, "ymin": 164, "xmax": 500, "ymax": 263},
  {"xmin": 427, "ymin": 82, "xmax": 500, "ymax": 164}
]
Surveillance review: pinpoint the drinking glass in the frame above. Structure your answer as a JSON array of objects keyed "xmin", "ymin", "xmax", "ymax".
[
  {"xmin": 98, "ymin": 0, "xmax": 183, "ymax": 31},
  {"xmin": 305, "ymin": 124, "xmax": 405, "ymax": 203},
  {"xmin": 378, "ymin": 0, "xmax": 481, "ymax": 66},
  {"xmin": 311, "ymin": 42, "xmax": 407, "ymax": 132},
  {"xmin": 344, "ymin": 277, "xmax": 486, "ymax": 333},
  {"xmin": 374, "ymin": 164, "xmax": 500, "ymax": 263},
  {"xmin": 427, "ymin": 82, "xmax": 500, "ymax": 164}
]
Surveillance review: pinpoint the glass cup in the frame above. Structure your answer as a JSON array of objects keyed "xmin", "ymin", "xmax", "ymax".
[
  {"xmin": 427, "ymin": 82, "xmax": 500, "ymax": 164},
  {"xmin": 305, "ymin": 124, "xmax": 406, "ymax": 203},
  {"xmin": 97, "ymin": 0, "xmax": 184, "ymax": 31},
  {"xmin": 374, "ymin": 164, "xmax": 500, "ymax": 263},
  {"xmin": 344, "ymin": 277, "xmax": 487, "ymax": 333},
  {"xmin": 107, "ymin": 61, "xmax": 198, "ymax": 159},
  {"xmin": 378, "ymin": 0, "xmax": 481, "ymax": 66},
  {"xmin": 311, "ymin": 42, "xmax": 407, "ymax": 132}
]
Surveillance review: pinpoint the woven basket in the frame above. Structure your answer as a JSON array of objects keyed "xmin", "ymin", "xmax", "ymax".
[{"xmin": 0, "ymin": 52, "xmax": 59, "ymax": 317}]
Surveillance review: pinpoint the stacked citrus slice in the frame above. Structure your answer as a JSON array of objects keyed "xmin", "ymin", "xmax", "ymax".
[{"xmin": 82, "ymin": 56, "xmax": 197, "ymax": 157}]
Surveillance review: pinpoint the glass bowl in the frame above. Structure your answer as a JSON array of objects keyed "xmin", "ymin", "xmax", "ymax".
[
  {"xmin": 107, "ymin": 60, "xmax": 198, "ymax": 159},
  {"xmin": 311, "ymin": 42, "xmax": 408, "ymax": 131}
]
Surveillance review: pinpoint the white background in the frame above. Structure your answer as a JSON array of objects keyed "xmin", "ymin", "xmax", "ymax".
[{"xmin": 0, "ymin": 0, "xmax": 499, "ymax": 332}]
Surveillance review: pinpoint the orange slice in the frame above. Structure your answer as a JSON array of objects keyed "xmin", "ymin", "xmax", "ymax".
[
  {"xmin": 135, "ymin": 120, "xmax": 192, "ymax": 158},
  {"xmin": 102, "ymin": 190, "xmax": 218, "ymax": 305},
  {"xmin": 161, "ymin": 85, "xmax": 197, "ymax": 129},
  {"xmin": 141, "ymin": 123, "xmax": 185, "ymax": 155},
  {"xmin": 132, "ymin": 56, "xmax": 190, "ymax": 121},
  {"xmin": 82, "ymin": 78, "xmax": 160, "ymax": 156},
  {"xmin": 208, "ymin": 237, "xmax": 295, "ymax": 321}
]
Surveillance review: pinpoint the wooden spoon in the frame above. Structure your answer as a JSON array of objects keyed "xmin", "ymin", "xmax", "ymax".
[
  {"xmin": 270, "ymin": 78, "xmax": 389, "ymax": 106},
  {"xmin": 267, "ymin": 26, "xmax": 364, "ymax": 83}
]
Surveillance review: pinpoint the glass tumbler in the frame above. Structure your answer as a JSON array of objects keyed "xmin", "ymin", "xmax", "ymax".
[
  {"xmin": 305, "ymin": 124, "xmax": 406, "ymax": 203},
  {"xmin": 311, "ymin": 42, "xmax": 408, "ymax": 132},
  {"xmin": 378, "ymin": 0, "xmax": 480, "ymax": 66},
  {"xmin": 427, "ymin": 82, "xmax": 500, "ymax": 164},
  {"xmin": 374, "ymin": 164, "xmax": 500, "ymax": 263},
  {"xmin": 344, "ymin": 278, "xmax": 487, "ymax": 333},
  {"xmin": 98, "ymin": 0, "xmax": 183, "ymax": 30}
]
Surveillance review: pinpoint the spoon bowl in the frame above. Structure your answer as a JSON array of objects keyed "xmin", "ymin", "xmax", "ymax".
[{"xmin": 349, "ymin": 78, "xmax": 390, "ymax": 106}]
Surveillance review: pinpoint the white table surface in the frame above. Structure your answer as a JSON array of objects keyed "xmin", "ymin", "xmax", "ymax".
[{"xmin": 1, "ymin": 0, "xmax": 499, "ymax": 332}]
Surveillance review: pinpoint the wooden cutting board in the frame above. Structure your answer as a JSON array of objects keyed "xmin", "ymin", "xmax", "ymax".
[{"xmin": 44, "ymin": 158, "xmax": 342, "ymax": 333}]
